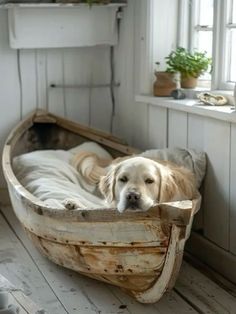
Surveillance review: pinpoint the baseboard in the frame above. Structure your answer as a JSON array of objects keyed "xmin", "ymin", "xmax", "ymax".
[
  {"xmin": 186, "ymin": 231, "xmax": 236, "ymax": 285},
  {"xmin": 0, "ymin": 188, "xmax": 11, "ymax": 206}
]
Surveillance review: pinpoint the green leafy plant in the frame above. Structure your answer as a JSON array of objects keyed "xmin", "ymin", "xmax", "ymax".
[{"xmin": 165, "ymin": 47, "xmax": 212, "ymax": 78}]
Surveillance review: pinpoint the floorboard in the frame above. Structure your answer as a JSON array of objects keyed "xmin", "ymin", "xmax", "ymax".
[{"xmin": 1, "ymin": 205, "xmax": 236, "ymax": 314}]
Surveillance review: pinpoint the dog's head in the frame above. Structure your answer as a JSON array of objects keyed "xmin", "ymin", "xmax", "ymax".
[{"xmin": 99, "ymin": 156, "xmax": 196, "ymax": 213}]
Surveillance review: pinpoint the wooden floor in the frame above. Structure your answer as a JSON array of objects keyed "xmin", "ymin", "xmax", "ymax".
[{"xmin": 0, "ymin": 206, "xmax": 236, "ymax": 314}]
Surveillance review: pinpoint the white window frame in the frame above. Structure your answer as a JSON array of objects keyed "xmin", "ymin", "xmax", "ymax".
[{"xmin": 178, "ymin": 0, "xmax": 236, "ymax": 91}]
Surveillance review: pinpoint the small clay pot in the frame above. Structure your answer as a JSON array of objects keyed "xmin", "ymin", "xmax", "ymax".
[{"xmin": 181, "ymin": 76, "xmax": 198, "ymax": 89}]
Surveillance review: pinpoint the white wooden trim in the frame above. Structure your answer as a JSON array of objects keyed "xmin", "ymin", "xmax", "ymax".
[
  {"xmin": 211, "ymin": 0, "xmax": 223, "ymax": 90},
  {"xmin": 177, "ymin": 0, "xmax": 189, "ymax": 48},
  {"xmin": 136, "ymin": 95, "xmax": 236, "ymax": 124}
]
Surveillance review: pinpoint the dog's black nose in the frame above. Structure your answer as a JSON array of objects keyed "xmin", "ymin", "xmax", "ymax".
[{"xmin": 126, "ymin": 191, "xmax": 141, "ymax": 203}]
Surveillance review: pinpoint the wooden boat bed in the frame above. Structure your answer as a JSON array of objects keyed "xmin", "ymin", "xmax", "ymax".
[
  {"xmin": 1, "ymin": 204, "xmax": 236, "ymax": 313},
  {"xmin": 2, "ymin": 110, "xmax": 201, "ymax": 304}
]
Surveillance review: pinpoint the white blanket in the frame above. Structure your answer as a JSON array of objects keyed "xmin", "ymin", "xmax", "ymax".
[
  {"xmin": 13, "ymin": 142, "xmax": 206, "ymax": 210},
  {"xmin": 13, "ymin": 142, "xmax": 112, "ymax": 209}
]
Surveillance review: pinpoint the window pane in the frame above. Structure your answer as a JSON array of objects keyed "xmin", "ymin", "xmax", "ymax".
[
  {"xmin": 199, "ymin": 0, "xmax": 214, "ymax": 26},
  {"xmin": 195, "ymin": 31, "xmax": 212, "ymax": 80},
  {"xmin": 229, "ymin": 30, "xmax": 236, "ymax": 82},
  {"xmin": 196, "ymin": 31, "xmax": 213, "ymax": 57}
]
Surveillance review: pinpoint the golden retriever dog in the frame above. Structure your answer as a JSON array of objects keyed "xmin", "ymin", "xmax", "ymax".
[{"xmin": 99, "ymin": 156, "xmax": 197, "ymax": 213}]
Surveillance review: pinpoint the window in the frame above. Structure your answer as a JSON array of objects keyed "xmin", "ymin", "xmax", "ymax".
[
  {"xmin": 180, "ymin": 0, "xmax": 236, "ymax": 90},
  {"xmin": 226, "ymin": 0, "xmax": 236, "ymax": 82},
  {"xmin": 190, "ymin": 0, "xmax": 213, "ymax": 85}
]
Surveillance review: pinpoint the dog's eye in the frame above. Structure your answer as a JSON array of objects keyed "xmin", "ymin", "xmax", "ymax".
[
  {"xmin": 145, "ymin": 178, "xmax": 154, "ymax": 184},
  {"xmin": 119, "ymin": 176, "xmax": 128, "ymax": 183}
]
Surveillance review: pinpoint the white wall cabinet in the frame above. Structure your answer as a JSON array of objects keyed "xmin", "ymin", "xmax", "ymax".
[{"xmin": 8, "ymin": 6, "xmax": 121, "ymax": 48}]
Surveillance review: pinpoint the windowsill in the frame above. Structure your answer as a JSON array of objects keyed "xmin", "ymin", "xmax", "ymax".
[{"xmin": 136, "ymin": 94, "xmax": 236, "ymax": 124}]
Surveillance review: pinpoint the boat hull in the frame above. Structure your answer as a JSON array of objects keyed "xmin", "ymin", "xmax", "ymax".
[{"xmin": 2, "ymin": 110, "xmax": 201, "ymax": 303}]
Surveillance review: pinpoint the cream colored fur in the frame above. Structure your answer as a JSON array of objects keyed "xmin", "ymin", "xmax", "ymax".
[{"xmin": 99, "ymin": 156, "xmax": 197, "ymax": 213}]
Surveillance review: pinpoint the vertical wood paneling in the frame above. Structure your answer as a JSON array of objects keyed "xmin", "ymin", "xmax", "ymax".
[
  {"xmin": 0, "ymin": 11, "xmax": 21, "ymax": 187},
  {"xmin": 90, "ymin": 46, "xmax": 112, "ymax": 132},
  {"xmin": 188, "ymin": 114, "xmax": 205, "ymax": 151},
  {"xmin": 47, "ymin": 49, "xmax": 65, "ymax": 117},
  {"xmin": 19, "ymin": 50, "xmax": 37, "ymax": 116},
  {"xmin": 188, "ymin": 114, "xmax": 205, "ymax": 231},
  {"xmin": 148, "ymin": 104, "xmax": 167, "ymax": 149},
  {"xmin": 113, "ymin": 0, "xmax": 135, "ymax": 143},
  {"xmin": 132, "ymin": 102, "xmax": 149, "ymax": 150},
  {"xmin": 230, "ymin": 124, "xmax": 236, "ymax": 255},
  {"xmin": 35, "ymin": 49, "xmax": 48, "ymax": 110},
  {"xmin": 203, "ymin": 118, "xmax": 230, "ymax": 249},
  {"xmin": 168, "ymin": 109, "xmax": 188, "ymax": 148},
  {"xmin": 63, "ymin": 48, "xmax": 91, "ymax": 125}
]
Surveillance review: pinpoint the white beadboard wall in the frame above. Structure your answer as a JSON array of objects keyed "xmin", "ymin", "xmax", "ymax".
[{"xmin": 0, "ymin": 0, "xmax": 236, "ymax": 282}]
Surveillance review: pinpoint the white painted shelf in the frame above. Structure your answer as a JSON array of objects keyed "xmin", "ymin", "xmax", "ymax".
[{"xmin": 136, "ymin": 94, "xmax": 236, "ymax": 124}]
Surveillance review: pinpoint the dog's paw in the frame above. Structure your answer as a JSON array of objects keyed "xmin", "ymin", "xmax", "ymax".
[{"xmin": 63, "ymin": 199, "xmax": 79, "ymax": 210}]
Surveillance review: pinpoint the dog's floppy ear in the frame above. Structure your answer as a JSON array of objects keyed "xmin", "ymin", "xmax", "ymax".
[
  {"xmin": 156, "ymin": 163, "xmax": 196, "ymax": 202},
  {"xmin": 99, "ymin": 164, "xmax": 120, "ymax": 204}
]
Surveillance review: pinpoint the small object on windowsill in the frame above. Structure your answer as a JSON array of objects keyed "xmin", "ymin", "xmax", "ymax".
[
  {"xmin": 170, "ymin": 72, "xmax": 186, "ymax": 99},
  {"xmin": 170, "ymin": 89, "xmax": 186, "ymax": 99},
  {"xmin": 197, "ymin": 92, "xmax": 228, "ymax": 106}
]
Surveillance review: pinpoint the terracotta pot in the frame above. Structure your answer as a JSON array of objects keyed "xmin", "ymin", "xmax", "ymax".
[
  {"xmin": 153, "ymin": 72, "xmax": 177, "ymax": 97},
  {"xmin": 181, "ymin": 76, "xmax": 198, "ymax": 89}
]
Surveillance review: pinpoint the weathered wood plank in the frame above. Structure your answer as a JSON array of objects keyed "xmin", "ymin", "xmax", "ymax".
[
  {"xmin": 108, "ymin": 287, "xmax": 199, "ymax": 314},
  {"xmin": 0, "ymin": 274, "xmax": 48, "ymax": 314},
  {"xmin": 0, "ymin": 210, "xmax": 68, "ymax": 314},
  {"xmin": 8, "ymin": 294, "xmax": 28, "ymax": 314},
  {"xmin": 186, "ymin": 231, "xmax": 236, "ymax": 286},
  {"xmin": 175, "ymin": 261, "xmax": 236, "ymax": 314}
]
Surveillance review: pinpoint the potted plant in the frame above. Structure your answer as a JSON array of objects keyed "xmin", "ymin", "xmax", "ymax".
[{"xmin": 165, "ymin": 47, "xmax": 212, "ymax": 88}]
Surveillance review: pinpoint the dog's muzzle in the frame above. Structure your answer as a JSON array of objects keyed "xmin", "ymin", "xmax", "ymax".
[{"xmin": 125, "ymin": 191, "xmax": 141, "ymax": 209}]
